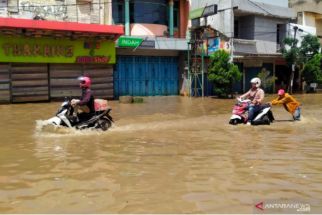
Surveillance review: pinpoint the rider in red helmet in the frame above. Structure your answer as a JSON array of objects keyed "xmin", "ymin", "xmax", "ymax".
[{"xmin": 71, "ymin": 76, "xmax": 95, "ymax": 121}]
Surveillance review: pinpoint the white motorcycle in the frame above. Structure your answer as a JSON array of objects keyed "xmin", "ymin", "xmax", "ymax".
[{"xmin": 229, "ymin": 98, "xmax": 274, "ymax": 125}]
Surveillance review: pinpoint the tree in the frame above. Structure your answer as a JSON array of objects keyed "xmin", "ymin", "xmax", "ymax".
[
  {"xmin": 282, "ymin": 37, "xmax": 301, "ymax": 67},
  {"xmin": 257, "ymin": 68, "xmax": 277, "ymax": 93},
  {"xmin": 281, "ymin": 37, "xmax": 301, "ymax": 93},
  {"xmin": 208, "ymin": 50, "xmax": 242, "ymax": 98},
  {"xmin": 302, "ymin": 53, "xmax": 322, "ymax": 85},
  {"xmin": 282, "ymin": 34, "xmax": 321, "ymax": 93},
  {"xmin": 300, "ymin": 34, "xmax": 321, "ymax": 63}
]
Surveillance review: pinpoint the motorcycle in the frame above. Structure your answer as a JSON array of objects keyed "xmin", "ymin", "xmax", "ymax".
[
  {"xmin": 46, "ymin": 98, "xmax": 114, "ymax": 131},
  {"xmin": 229, "ymin": 98, "xmax": 274, "ymax": 125}
]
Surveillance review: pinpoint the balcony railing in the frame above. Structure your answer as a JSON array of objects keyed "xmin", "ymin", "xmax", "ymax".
[{"xmin": 233, "ymin": 38, "xmax": 280, "ymax": 55}]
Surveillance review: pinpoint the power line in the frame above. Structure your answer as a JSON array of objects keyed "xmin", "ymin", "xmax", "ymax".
[{"xmin": 246, "ymin": 0, "xmax": 274, "ymax": 16}]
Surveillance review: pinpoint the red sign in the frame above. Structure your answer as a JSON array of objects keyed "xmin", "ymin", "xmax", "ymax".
[
  {"xmin": 275, "ymin": 58, "xmax": 287, "ymax": 65},
  {"xmin": 76, "ymin": 56, "xmax": 110, "ymax": 63}
]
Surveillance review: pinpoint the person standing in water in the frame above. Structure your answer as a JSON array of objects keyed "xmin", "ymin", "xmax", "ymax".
[
  {"xmin": 239, "ymin": 77, "xmax": 265, "ymax": 125},
  {"xmin": 270, "ymin": 89, "xmax": 301, "ymax": 121}
]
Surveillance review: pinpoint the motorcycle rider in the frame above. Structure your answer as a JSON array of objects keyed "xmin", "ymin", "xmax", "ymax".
[
  {"xmin": 71, "ymin": 76, "xmax": 95, "ymax": 122},
  {"xmin": 270, "ymin": 89, "xmax": 301, "ymax": 121},
  {"xmin": 239, "ymin": 77, "xmax": 265, "ymax": 125}
]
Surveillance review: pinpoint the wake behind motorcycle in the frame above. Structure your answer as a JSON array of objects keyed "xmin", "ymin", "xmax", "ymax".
[
  {"xmin": 229, "ymin": 98, "xmax": 274, "ymax": 125},
  {"xmin": 46, "ymin": 98, "xmax": 113, "ymax": 131}
]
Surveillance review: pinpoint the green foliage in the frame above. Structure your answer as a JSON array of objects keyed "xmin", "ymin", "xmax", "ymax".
[
  {"xmin": 300, "ymin": 34, "xmax": 321, "ymax": 62},
  {"xmin": 257, "ymin": 68, "xmax": 277, "ymax": 93},
  {"xmin": 282, "ymin": 35, "xmax": 321, "ymax": 66},
  {"xmin": 302, "ymin": 53, "xmax": 322, "ymax": 84},
  {"xmin": 281, "ymin": 37, "xmax": 301, "ymax": 66},
  {"xmin": 282, "ymin": 34, "xmax": 321, "ymax": 93},
  {"xmin": 208, "ymin": 50, "xmax": 242, "ymax": 97}
]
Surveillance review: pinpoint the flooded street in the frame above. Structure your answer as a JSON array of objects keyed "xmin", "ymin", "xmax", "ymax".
[{"xmin": 0, "ymin": 95, "xmax": 322, "ymax": 213}]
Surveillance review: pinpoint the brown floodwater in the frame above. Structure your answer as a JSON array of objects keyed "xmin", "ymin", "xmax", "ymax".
[{"xmin": 0, "ymin": 95, "xmax": 322, "ymax": 213}]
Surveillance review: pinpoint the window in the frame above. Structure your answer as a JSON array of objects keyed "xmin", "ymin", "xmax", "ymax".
[
  {"xmin": 173, "ymin": 0, "xmax": 179, "ymax": 28},
  {"xmin": 234, "ymin": 19, "xmax": 239, "ymax": 38},
  {"xmin": 130, "ymin": 0, "xmax": 168, "ymax": 25},
  {"xmin": 277, "ymin": 24, "xmax": 280, "ymax": 44},
  {"xmin": 297, "ymin": 12, "xmax": 303, "ymax": 25},
  {"xmin": 112, "ymin": 0, "xmax": 169, "ymax": 25},
  {"xmin": 112, "ymin": 0, "xmax": 125, "ymax": 24}
]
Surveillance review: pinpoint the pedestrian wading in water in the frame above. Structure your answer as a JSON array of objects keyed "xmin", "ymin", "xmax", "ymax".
[{"xmin": 270, "ymin": 89, "xmax": 301, "ymax": 121}]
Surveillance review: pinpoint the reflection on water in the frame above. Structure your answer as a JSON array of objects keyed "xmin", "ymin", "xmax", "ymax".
[{"xmin": 0, "ymin": 95, "xmax": 322, "ymax": 213}]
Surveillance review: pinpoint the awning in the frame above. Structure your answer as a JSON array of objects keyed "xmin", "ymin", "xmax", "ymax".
[{"xmin": 0, "ymin": 17, "xmax": 124, "ymax": 40}]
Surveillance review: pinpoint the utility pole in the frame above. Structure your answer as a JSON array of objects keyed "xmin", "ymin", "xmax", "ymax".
[
  {"xmin": 169, "ymin": 0, "xmax": 174, "ymax": 37},
  {"xmin": 230, "ymin": 0, "xmax": 234, "ymax": 63},
  {"xmin": 201, "ymin": 38, "xmax": 204, "ymax": 97},
  {"xmin": 289, "ymin": 25, "xmax": 298, "ymax": 94},
  {"xmin": 187, "ymin": 41, "xmax": 191, "ymax": 96},
  {"xmin": 125, "ymin": 0, "xmax": 130, "ymax": 36}
]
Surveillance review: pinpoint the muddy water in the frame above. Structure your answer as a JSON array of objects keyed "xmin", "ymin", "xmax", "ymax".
[{"xmin": 0, "ymin": 95, "xmax": 322, "ymax": 213}]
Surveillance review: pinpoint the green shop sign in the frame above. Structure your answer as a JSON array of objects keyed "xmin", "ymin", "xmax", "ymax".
[
  {"xmin": 0, "ymin": 36, "xmax": 116, "ymax": 64},
  {"xmin": 118, "ymin": 37, "xmax": 143, "ymax": 48},
  {"xmin": 189, "ymin": 8, "xmax": 204, "ymax": 19}
]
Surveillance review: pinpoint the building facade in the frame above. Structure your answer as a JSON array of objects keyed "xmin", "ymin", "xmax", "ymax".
[
  {"xmin": 189, "ymin": 0, "xmax": 297, "ymax": 95},
  {"xmin": 289, "ymin": 0, "xmax": 322, "ymax": 45},
  {"xmin": 112, "ymin": 0, "xmax": 190, "ymax": 98},
  {"xmin": 0, "ymin": 0, "xmax": 191, "ymax": 103}
]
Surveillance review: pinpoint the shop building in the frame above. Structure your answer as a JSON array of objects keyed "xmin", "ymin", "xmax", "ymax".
[
  {"xmin": 0, "ymin": 17, "xmax": 123, "ymax": 103},
  {"xmin": 111, "ymin": 0, "xmax": 190, "ymax": 98}
]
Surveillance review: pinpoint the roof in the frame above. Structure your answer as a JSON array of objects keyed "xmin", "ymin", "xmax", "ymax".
[
  {"xmin": 234, "ymin": 0, "xmax": 296, "ymax": 19},
  {"xmin": 0, "ymin": 17, "xmax": 124, "ymax": 40}
]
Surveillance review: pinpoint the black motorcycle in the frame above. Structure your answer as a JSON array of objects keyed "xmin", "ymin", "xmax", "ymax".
[{"xmin": 47, "ymin": 98, "xmax": 113, "ymax": 131}]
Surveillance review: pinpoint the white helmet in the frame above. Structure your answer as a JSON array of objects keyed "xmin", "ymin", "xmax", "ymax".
[{"xmin": 250, "ymin": 77, "xmax": 261, "ymax": 88}]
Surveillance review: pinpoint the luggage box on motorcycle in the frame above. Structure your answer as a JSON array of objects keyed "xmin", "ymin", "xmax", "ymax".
[{"xmin": 94, "ymin": 99, "xmax": 109, "ymax": 112}]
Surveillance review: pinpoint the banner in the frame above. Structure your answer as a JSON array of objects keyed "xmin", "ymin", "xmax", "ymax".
[{"xmin": 0, "ymin": 36, "xmax": 116, "ymax": 64}]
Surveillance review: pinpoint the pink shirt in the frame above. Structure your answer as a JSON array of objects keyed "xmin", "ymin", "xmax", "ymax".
[{"xmin": 242, "ymin": 88, "xmax": 265, "ymax": 104}]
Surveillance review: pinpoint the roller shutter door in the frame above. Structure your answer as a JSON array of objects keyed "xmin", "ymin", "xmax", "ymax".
[
  {"xmin": 49, "ymin": 64, "xmax": 82, "ymax": 100},
  {"xmin": 83, "ymin": 64, "xmax": 113, "ymax": 99},
  {"xmin": 0, "ymin": 64, "xmax": 10, "ymax": 103},
  {"xmin": 114, "ymin": 56, "xmax": 179, "ymax": 97},
  {"xmin": 11, "ymin": 64, "xmax": 49, "ymax": 103},
  {"xmin": 49, "ymin": 64, "xmax": 113, "ymax": 100}
]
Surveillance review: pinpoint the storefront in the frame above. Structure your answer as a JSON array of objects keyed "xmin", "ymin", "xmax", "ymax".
[{"xmin": 0, "ymin": 17, "xmax": 123, "ymax": 103}]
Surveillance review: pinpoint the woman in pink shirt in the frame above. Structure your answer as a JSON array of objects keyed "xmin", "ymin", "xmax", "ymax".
[{"xmin": 239, "ymin": 77, "xmax": 265, "ymax": 125}]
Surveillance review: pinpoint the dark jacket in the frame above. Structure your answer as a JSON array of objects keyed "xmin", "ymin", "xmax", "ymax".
[{"xmin": 79, "ymin": 88, "xmax": 95, "ymax": 113}]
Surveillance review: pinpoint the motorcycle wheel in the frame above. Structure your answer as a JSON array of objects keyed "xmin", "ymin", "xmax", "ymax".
[
  {"xmin": 96, "ymin": 117, "xmax": 112, "ymax": 131},
  {"xmin": 229, "ymin": 119, "xmax": 240, "ymax": 125},
  {"xmin": 263, "ymin": 115, "xmax": 270, "ymax": 125}
]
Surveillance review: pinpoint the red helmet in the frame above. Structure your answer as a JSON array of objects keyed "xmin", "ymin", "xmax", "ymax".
[{"xmin": 78, "ymin": 76, "xmax": 91, "ymax": 88}]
